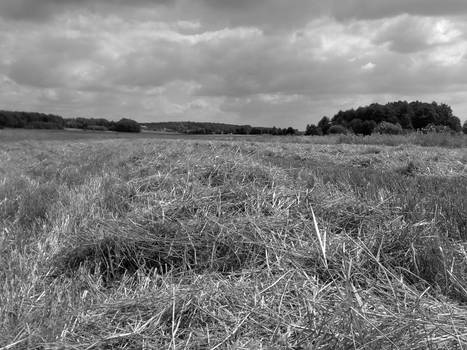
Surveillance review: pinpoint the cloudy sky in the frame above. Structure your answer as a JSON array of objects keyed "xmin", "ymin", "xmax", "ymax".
[{"xmin": 1, "ymin": 0, "xmax": 467, "ymax": 128}]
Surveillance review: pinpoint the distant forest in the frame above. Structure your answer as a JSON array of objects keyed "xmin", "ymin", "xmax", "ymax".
[
  {"xmin": 1, "ymin": 101, "xmax": 466, "ymax": 135},
  {"xmin": 0, "ymin": 111, "xmax": 141, "ymax": 133},
  {"xmin": 65, "ymin": 117, "xmax": 141, "ymax": 133},
  {"xmin": 142, "ymin": 121, "xmax": 298, "ymax": 135},
  {"xmin": 0, "ymin": 110, "xmax": 65, "ymax": 130},
  {"xmin": 306, "ymin": 101, "xmax": 464, "ymax": 135}
]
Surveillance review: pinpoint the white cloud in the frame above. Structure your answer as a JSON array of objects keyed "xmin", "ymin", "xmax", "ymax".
[
  {"xmin": 373, "ymin": 15, "xmax": 463, "ymax": 53},
  {"xmin": 361, "ymin": 62, "xmax": 376, "ymax": 71}
]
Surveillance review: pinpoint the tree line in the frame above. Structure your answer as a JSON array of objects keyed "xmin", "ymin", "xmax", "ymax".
[
  {"xmin": 0, "ymin": 110, "xmax": 65, "ymax": 129},
  {"xmin": 0, "ymin": 110, "xmax": 141, "ymax": 133},
  {"xmin": 143, "ymin": 121, "xmax": 298, "ymax": 135},
  {"xmin": 1, "ymin": 102, "xmax": 466, "ymax": 135},
  {"xmin": 65, "ymin": 117, "xmax": 141, "ymax": 132},
  {"xmin": 306, "ymin": 101, "xmax": 464, "ymax": 136},
  {"xmin": 0, "ymin": 111, "xmax": 297, "ymax": 135}
]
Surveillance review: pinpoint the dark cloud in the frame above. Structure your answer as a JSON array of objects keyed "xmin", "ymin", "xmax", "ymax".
[
  {"xmin": 0, "ymin": 0, "xmax": 172, "ymax": 21},
  {"xmin": 330, "ymin": 0, "xmax": 467, "ymax": 21},
  {"xmin": 2, "ymin": 0, "xmax": 467, "ymax": 32},
  {"xmin": 183, "ymin": 0, "xmax": 467, "ymax": 31}
]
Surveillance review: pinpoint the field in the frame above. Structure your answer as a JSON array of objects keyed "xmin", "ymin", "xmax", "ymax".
[{"xmin": 1, "ymin": 129, "xmax": 467, "ymax": 349}]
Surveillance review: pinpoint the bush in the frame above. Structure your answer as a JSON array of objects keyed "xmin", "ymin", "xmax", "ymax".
[
  {"xmin": 421, "ymin": 123, "xmax": 453, "ymax": 134},
  {"xmin": 328, "ymin": 125, "xmax": 349, "ymax": 134},
  {"xmin": 446, "ymin": 116, "xmax": 462, "ymax": 132},
  {"xmin": 373, "ymin": 121, "xmax": 403, "ymax": 135},
  {"xmin": 113, "ymin": 118, "xmax": 141, "ymax": 133},
  {"xmin": 350, "ymin": 119, "xmax": 377, "ymax": 135}
]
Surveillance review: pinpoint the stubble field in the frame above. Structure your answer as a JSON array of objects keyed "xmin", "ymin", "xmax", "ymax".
[{"xmin": 1, "ymin": 130, "xmax": 466, "ymax": 349}]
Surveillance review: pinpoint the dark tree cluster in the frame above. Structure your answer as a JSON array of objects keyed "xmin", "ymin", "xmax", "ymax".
[
  {"xmin": 113, "ymin": 118, "xmax": 141, "ymax": 133},
  {"xmin": 65, "ymin": 117, "xmax": 141, "ymax": 133},
  {"xmin": 65, "ymin": 117, "xmax": 113, "ymax": 130},
  {"xmin": 231, "ymin": 125, "xmax": 297, "ymax": 135},
  {"xmin": 143, "ymin": 121, "xmax": 247, "ymax": 134},
  {"xmin": 0, "ymin": 110, "xmax": 141, "ymax": 133},
  {"xmin": 0, "ymin": 110, "xmax": 65, "ymax": 129},
  {"xmin": 306, "ymin": 101, "xmax": 462, "ymax": 136},
  {"xmin": 270, "ymin": 126, "xmax": 298, "ymax": 135}
]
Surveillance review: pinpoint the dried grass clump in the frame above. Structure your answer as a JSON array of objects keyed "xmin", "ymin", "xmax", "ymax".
[
  {"xmin": 1, "ymin": 179, "xmax": 59, "ymax": 228},
  {"xmin": 0, "ymin": 177, "xmax": 29, "ymax": 221},
  {"xmin": 199, "ymin": 160, "xmax": 277, "ymax": 188},
  {"xmin": 397, "ymin": 160, "xmax": 422, "ymax": 176},
  {"xmin": 51, "ymin": 219, "xmax": 269, "ymax": 281},
  {"xmin": 99, "ymin": 176, "xmax": 136, "ymax": 216}
]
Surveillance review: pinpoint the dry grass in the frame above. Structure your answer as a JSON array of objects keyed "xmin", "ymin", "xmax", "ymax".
[{"xmin": 0, "ymin": 133, "xmax": 466, "ymax": 349}]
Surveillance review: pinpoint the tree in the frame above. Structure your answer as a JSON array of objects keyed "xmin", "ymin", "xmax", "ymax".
[
  {"xmin": 250, "ymin": 127, "xmax": 262, "ymax": 135},
  {"xmin": 329, "ymin": 101, "xmax": 460, "ymax": 132},
  {"xmin": 285, "ymin": 127, "xmax": 297, "ymax": 135},
  {"xmin": 411, "ymin": 103, "xmax": 438, "ymax": 129},
  {"xmin": 446, "ymin": 116, "xmax": 461, "ymax": 132},
  {"xmin": 318, "ymin": 116, "xmax": 331, "ymax": 135},
  {"xmin": 351, "ymin": 119, "xmax": 377, "ymax": 135},
  {"xmin": 305, "ymin": 124, "xmax": 323, "ymax": 136},
  {"xmin": 235, "ymin": 125, "xmax": 252, "ymax": 134},
  {"xmin": 0, "ymin": 110, "xmax": 65, "ymax": 129},
  {"xmin": 463, "ymin": 120, "xmax": 467, "ymax": 134},
  {"xmin": 361, "ymin": 120, "xmax": 377, "ymax": 135},
  {"xmin": 114, "ymin": 118, "xmax": 141, "ymax": 133}
]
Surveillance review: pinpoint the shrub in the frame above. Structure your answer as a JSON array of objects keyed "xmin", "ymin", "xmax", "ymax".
[
  {"xmin": 349, "ymin": 119, "xmax": 377, "ymax": 135},
  {"xmin": 421, "ymin": 123, "xmax": 452, "ymax": 134},
  {"xmin": 113, "ymin": 118, "xmax": 141, "ymax": 133},
  {"xmin": 373, "ymin": 121, "xmax": 403, "ymax": 135},
  {"xmin": 446, "ymin": 116, "xmax": 462, "ymax": 132},
  {"xmin": 328, "ymin": 125, "xmax": 349, "ymax": 134}
]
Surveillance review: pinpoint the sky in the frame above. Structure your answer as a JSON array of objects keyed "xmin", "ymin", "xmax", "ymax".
[{"xmin": 0, "ymin": 0, "xmax": 467, "ymax": 128}]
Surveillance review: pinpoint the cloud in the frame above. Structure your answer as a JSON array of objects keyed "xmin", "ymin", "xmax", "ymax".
[
  {"xmin": 1, "ymin": 1, "xmax": 467, "ymax": 128},
  {"xmin": 372, "ymin": 15, "xmax": 463, "ymax": 53},
  {"xmin": 329, "ymin": 0, "xmax": 467, "ymax": 21},
  {"xmin": 2, "ymin": 0, "xmax": 467, "ymax": 30},
  {"xmin": 0, "ymin": 0, "xmax": 172, "ymax": 21},
  {"xmin": 182, "ymin": 0, "xmax": 467, "ymax": 31}
]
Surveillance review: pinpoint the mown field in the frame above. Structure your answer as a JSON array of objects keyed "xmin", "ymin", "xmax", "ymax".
[{"xmin": 1, "ymin": 129, "xmax": 466, "ymax": 349}]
